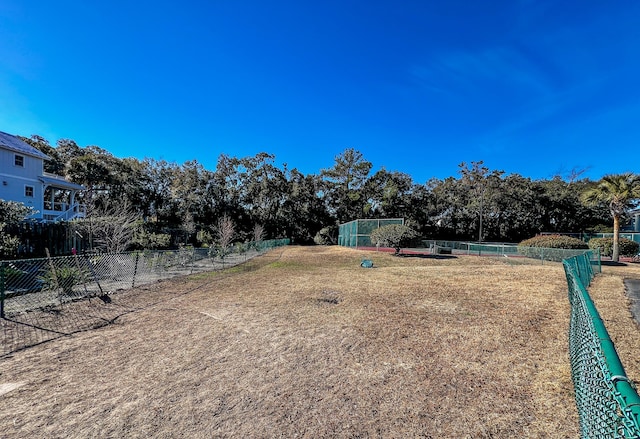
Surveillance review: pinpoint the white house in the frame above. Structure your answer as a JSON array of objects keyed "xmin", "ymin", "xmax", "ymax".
[
  {"xmin": 0, "ymin": 131, "xmax": 85, "ymax": 222},
  {"xmin": 627, "ymin": 209, "xmax": 640, "ymax": 232}
]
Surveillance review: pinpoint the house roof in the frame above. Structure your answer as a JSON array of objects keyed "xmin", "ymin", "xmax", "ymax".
[
  {"xmin": 39, "ymin": 175, "xmax": 85, "ymax": 191},
  {"xmin": 0, "ymin": 131, "xmax": 50, "ymax": 160}
]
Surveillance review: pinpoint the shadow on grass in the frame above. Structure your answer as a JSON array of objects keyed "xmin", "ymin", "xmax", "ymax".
[
  {"xmin": 601, "ymin": 261, "xmax": 628, "ymax": 267},
  {"xmin": 397, "ymin": 253, "xmax": 458, "ymax": 260}
]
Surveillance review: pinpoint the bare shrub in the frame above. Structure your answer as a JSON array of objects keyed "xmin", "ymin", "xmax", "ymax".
[
  {"xmin": 77, "ymin": 200, "xmax": 142, "ymax": 253},
  {"xmin": 252, "ymin": 223, "xmax": 265, "ymax": 243}
]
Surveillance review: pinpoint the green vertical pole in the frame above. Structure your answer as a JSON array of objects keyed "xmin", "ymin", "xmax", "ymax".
[{"xmin": 0, "ymin": 262, "xmax": 5, "ymax": 318}]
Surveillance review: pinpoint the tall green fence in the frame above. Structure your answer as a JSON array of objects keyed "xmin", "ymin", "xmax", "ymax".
[
  {"xmin": 338, "ymin": 218, "xmax": 404, "ymax": 247},
  {"xmin": 563, "ymin": 251, "xmax": 640, "ymax": 437}
]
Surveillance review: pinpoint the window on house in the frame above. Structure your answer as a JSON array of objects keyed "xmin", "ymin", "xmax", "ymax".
[
  {"xmin": 15, "ymin": 154, "xmax": 24, "ymax": 167},
  {"xmin": 25, "ymin": 186, "xmax": 34, "ymax": 197}
]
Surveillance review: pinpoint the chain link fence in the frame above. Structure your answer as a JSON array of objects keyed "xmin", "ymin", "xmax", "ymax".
[
  {"xmin": 564, "ymin": 251, "xmax": 640, "ymax": 437},
  {"xmin": 338, "ymin": 218, "xmax": 405, "ymax": 247},
  {"xmin": 0, "ymin": 239, "xmax": 289, "ymax": 356},
  {"xmin": 419, "ymin": 240, "xmax": 593, "ymax": 263}
]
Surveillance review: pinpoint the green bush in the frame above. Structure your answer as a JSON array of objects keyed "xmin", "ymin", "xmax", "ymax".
[
  {"xmin": 196, "ymin": 230, "xmax": 214, "ymax": 247},
  {"xmin": 41, "ymin": 265, "xmax": 89, "ymax": 295},
  {"xmin": 2, "ymin": 265, "xmax": 44, "ymax": 295},
  {"xmin": 208, "ymin": 244, "xmax": 231, "ymax": 261},
  {"xmin": 518, "ymin": 235, "xmax": 589, "ymax": 261},
  {"xmin": 588, "ymin": 237, "xmax": 639, "ymax": 257},
  {"xmin": 314, "ymin": 226, "xmax": 337, "ymax": 245},
  {"xmin": 132, "ymin": 229, "xmax": 172, "ymax": 250},
  {"xmin": 519, "ymin": 235, "xmax": 589, "ymax": 249}
]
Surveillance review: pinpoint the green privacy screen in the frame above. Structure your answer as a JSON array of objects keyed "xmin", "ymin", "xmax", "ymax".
[{"xmin": 338, "ymin": 218, "xmax": 404, "ymax": 247}]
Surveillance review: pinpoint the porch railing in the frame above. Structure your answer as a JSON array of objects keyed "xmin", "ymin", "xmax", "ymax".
[{"xmin": 43, "ymin": 203, "xmax": 87, "ymax": 222}]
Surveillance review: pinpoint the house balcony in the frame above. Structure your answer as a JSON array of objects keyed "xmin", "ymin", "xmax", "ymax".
[
  {"xmin": 40, "ymin": 173, "xmax": 87, "ymax": 222},
  {"xmin": 42, "ymin": 201, "xmax": 87, "ymax": 222}
]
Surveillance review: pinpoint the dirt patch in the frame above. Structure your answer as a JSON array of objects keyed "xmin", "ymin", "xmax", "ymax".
[{"xmin": 0, "ymin": 246, "xmax": 579, "ymax": 437}]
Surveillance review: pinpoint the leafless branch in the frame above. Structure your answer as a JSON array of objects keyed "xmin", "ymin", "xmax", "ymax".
[{"xmin": 77, "ymin": 200, "xmax": 142, "ymax": 253}]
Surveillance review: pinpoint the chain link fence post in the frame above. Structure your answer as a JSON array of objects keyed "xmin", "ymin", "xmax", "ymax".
[
  {"xmin": 0, "ymin": 262, "xmax": 5, "ymax": 318},
  {"xmin": 132, "ymin": 252, "xmax": 140, "ymax": 289}
]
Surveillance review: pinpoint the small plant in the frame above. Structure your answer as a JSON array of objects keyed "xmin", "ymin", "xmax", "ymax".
[
  {"xmin": 588, "ymin": 237, "xmax": 639, "ymax": 257},
  {"xmin": 2, "ymin": 265, "xmax": 44, "ymax": 295},
  {"xmin": 132, "ymin": 229, "xmax": 171, "ymax": 250},
  {"xmin": 178, "ymin": 246, "xmax": 194, "ymax": 266},
  {"xmin": 252, "ymin": 224, "xmax": 265, "ymax": 243},
  {"xmin": 234, "ymin": 242, "xmax": 248, "ymax": 255},
  {"xmin": 42, "ymin": 265, "xmax": 88, "ymax": 295},
  {"xmin": 197, "ymin": 230, "xmax": 214, "ymax": 247},
  {"xmin": 214, "ymin": 216, "xmax": 235, "ymax": 266},
  {"xmin": 313, "ymin": 226, "xmax": 337, "ymax": 245}
]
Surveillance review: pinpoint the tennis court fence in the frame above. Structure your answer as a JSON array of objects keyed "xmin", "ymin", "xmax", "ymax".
[
  {"xmin": 563, "ymin": 251, "xmax": 640, "ymax": 437},
  {"xmin": 421, "ymin": 240, "xmax": 592, "ymax": 263}
]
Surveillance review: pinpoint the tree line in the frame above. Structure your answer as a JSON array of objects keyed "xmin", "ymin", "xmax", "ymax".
[{"xmin": 19, "ymin": 135, "xmax": 616, "ymax": 247}]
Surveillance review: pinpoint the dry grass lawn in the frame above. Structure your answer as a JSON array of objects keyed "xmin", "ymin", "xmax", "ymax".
[{"xmin": 5, "ymin": 245, "xmax": 633, "ymax": 438}]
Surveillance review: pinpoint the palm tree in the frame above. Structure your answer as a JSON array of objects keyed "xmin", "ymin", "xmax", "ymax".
[{"xmin": 581, "ymin": 173, "xmax": 640, "ymax": 262}]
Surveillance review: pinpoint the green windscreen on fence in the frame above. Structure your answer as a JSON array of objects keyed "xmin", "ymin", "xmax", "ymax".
[
  {"xmin": 563, "ymin": 251, "xmax": 640, "ymax": 437},
  {"xmin": 338, "ymin": 218, "xmax": 404, "ymax": 247}
]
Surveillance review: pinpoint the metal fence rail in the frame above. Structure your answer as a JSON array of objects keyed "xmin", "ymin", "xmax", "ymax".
[
  {"xmin": 0, "ymin": 239, "xmax": 289, "ymax": 356},
  {"xmin": 563, "ymin": 251, "xmax": 640, "ymax": 437},
  {"xmin": 421, "ymin": 240, "xmax": 593, "ymax": 263}
]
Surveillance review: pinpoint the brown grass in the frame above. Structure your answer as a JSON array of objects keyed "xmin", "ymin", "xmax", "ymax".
[{"xmin": 0, "ymin": 246, "xmax": 588, "ymax": 437}]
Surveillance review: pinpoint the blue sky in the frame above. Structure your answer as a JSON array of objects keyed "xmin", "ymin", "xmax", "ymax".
[{"xmin": 1, "ymin": 1, "xmax": 639, "ymax": 183}]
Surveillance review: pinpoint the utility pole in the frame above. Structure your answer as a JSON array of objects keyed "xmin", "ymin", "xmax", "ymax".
[{"xmin": 478, "ymin": 189, "xmax": 484, "ymax": 243}]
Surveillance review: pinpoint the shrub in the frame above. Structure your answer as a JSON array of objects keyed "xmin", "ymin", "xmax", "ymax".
[
  {"xmin": 234, "ymin": 242, "xmax": 248, "ymax": 254},
  {"xmin": 208, "ymin": 244, "xmax": 231, "ymax": 261},
  {"xmin": 519, "ymin": 235, "xmax": 589, "ymax": 249},
  {"xmin": 41, "ymin": 265, "xmax": 89, "ymax": 295},
  {"xmin": 370, "ymin": 224, "xmax": 419, "ymax": 255},
  {"xmin": 3, "ymin": 265, "xmax": 43, "ymax": 295},
  {"xmin": 518, "ymin": 234, "xmax": 589, "ymax": 261},
  {"xmin": 132, "ymin": 229, "xmax": 171, "ymax": 250},
  {"xmin": 0, "ymin": 200, "xmax": 33, "ymax": 258},
  {"xmin": 588, "ymin": 237, "xmax": 639, "ymax": 257},
  {"xmin": 314, "ymin": 226, "xmax": 337, "ymax": 245}
]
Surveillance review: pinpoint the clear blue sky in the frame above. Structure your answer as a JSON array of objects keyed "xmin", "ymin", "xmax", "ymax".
[{"xmin": 1, "ymin": 1, "xmax": 639, "ymax": 182}]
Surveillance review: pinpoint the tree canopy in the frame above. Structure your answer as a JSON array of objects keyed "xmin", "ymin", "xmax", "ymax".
[
  {"xmin": 11, "ymin": 134, "xmax": 620, "ymax": 248},
  {"xmin": 581, "ymin": 173, "xmax": 640, "ymax": 261}
]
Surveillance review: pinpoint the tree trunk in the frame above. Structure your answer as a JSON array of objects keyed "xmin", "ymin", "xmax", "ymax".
[{"xmin": 613, "ymin": 215, "xmax": 620, "ymax": 262}]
